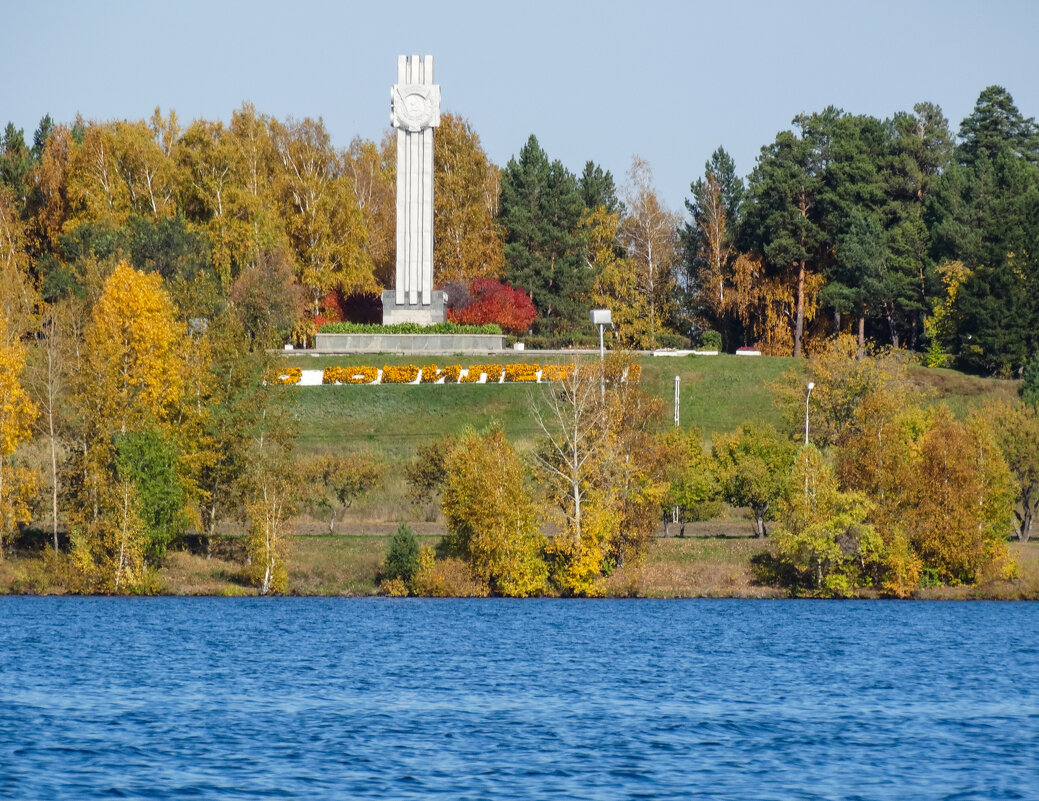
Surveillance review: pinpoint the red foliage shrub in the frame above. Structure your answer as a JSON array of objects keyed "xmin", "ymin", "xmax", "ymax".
[
  {"xmin": 312, "ymin": 289, "xmax": 346, "ymax": 329},
  {"xmin": 447, "ymin": 278, "xmax": 537, "ymax": 335}
]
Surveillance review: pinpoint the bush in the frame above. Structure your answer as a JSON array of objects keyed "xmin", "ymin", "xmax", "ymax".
[
  {"xmin": 447, "ymin": 278, "xmax": 537, "ymax": 335},
  {"xmin": 656, "ymin": 331, "xmax": 692, "ymax": 349},
  {"xmin": 698, "ymin": 330, "xmax": 723, "ymax": 351},
  {"xmin": 410, "ymin": 546, "xmax": 489, "ymax": 597},
  {"xmin": 382, "ymin": 522, "xmax": 420, "ymax": 584}
]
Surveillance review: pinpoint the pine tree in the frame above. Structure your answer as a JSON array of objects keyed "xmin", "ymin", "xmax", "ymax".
[{"xmin": 500, "ymin": 135, "xmax": 589, "ymax": 335}]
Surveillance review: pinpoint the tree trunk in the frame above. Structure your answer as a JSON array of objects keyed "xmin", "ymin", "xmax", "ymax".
[
  {"xmin": 793, "ymin": 260, "xmax": 806, "ymax": 358},
  {"xmin": 857, "ymin": 316, "xmax": 866, "ymax": 359},
  {"xmin": 1017, "ymin": 493, "xmax": 1034, "ymax": 543}
]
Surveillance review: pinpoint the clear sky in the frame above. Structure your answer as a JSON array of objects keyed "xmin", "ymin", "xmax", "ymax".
[{"xmin": 3, "ymin": 0, "xmax": 1036, "ymax": 212}]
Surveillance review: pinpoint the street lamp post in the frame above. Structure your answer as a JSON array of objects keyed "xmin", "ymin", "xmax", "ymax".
[
  {"xmin": 804, "ymin": 381, "xmax": 815, "ymax": 446},
  {"xmin": 590, "ymin": 309, "xmax": 612, "ymax": 402}
]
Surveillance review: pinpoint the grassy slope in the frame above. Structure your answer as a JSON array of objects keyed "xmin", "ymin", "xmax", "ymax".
[
  {"xmin": 286, "ymin": 352, "xmax": 1019, "ymax": 454},
  {"xmin": 287, "ymin": 353, "xmax": 798, "ymax": 456}
]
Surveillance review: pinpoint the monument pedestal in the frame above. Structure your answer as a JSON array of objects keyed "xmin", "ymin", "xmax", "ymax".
[{"xmin": 382, "ymin": 290, "xmax": 446, "ymax": 326}]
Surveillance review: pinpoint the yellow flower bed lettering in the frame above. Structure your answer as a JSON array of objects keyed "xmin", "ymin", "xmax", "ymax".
[
  {"xmin": 310, "ymin": 361, "xmax": 635, "ymax": 386},
  {"xmin": 272, "ymin": 367, "xmax": 302, "ymax": 385},
  {"xmin": 539, "ymin": 363, "xmax": 573, "ymax": 382},
  {"xmin": 323, "ymin": 365, "xmax": 379, "ymax": 384},
  {"xmin": 382, "ymin": 364, "xmax": 420, "ymax": 384},
  {"xmin": 504, "ymin": 363, "xmax": 539, "ymax": 382},
  {"xmin": 460, "ymin": 364, "xmax": 504, "ymax": 383}
]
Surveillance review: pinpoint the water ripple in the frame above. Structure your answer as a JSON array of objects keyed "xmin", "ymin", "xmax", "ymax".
[{"xmin": 0, "ymin": 598, "xmax": 1037, "ymax": 799}]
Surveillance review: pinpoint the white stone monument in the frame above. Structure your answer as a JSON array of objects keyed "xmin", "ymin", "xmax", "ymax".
[{"xmin": 383, "ymin": 54, "xmax": 446, "ymax": 325}]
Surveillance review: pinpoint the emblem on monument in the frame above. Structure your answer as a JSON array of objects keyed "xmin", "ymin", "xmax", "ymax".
[{"xmin": 391, "ymin": 84, "xmax": 441, "ymax": 132}]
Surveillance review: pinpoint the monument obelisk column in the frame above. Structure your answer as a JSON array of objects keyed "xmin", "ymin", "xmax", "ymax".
[{"xmin": 383, "ymin": 54, "xmax": 445, "ymax": 324}]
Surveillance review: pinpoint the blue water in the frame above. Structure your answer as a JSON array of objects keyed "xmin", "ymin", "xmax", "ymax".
[{"xmin": 1, "ymin": 599, "xmax": 1037, "ymax": 800}]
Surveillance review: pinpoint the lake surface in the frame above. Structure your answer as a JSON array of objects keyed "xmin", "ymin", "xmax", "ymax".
[{"xmin": 0, "ymin": 599, "xmax": 1036, "ymax": 800}]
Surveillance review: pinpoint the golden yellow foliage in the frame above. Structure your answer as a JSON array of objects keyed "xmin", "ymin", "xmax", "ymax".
[
  {"xmin": 731, "ymin": 253, "xmax": 823, "ymax": 355},
  {"xmin": 0, "ymin": 314, "xmax": 40, "ymax": 559},
  {"xmin": 903, "ymin": 409, "xmax": 1016, "ymax": 584},
  {"xmin": 433, "ymin": 114, "xmax": 505, "ymax": 286},
  {"xmin": 80, "ymin": 262, "xmax": 187, "ymax": 436},
  {"xmin": 772, "ymin": 333, "xmax": 917, "ymax": 447},
  {"xmin": 410, "ymin": 544, "xmax": 490, "ymax": 597},
  {"xmin": 69, "ymin": 477, "xmax": 150, "ymax": 593},
  {"xmin": 442, "ymin": 426, "xmax": 547, "ymax": 597}
]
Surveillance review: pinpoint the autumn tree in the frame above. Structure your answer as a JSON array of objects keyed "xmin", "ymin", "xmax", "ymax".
[
  {"xmin": 598, "ymin": 368, "xmax": 670, "ymax": 566},
  {"xmin": 531, "ymin": 360, "xmax": 614, "ymax": 594},
  {"xmin": 0, "ymin": 314, "xmax": 40, "ymax": 559},
  {"xmin": 270, "ymin": 116, "xmax": 375, "ymax": 314},
  {"xmin": 433, "ymin": 114, "xmax": 505, "ymax": 286},
  {"xmin": 713, "ymin": 422, "xmax": 796, "ymax": 538},
  {"xmin": 67, "ymin": 263, "xmax": 194, "ymax": 585},
  {"xmin": 839, "ymin": 395, "xmax": 1016, "ymax": 586},
  {"xmin": 78, "ymin": 262, "xmax": 187, "ymax": 437},
  {"xmin": 229, "ymin": 249, "xmax": 304, "ymax": 347},
  {"xmin": 982, "ymin": 400, "xmax": 1039, "ymax": 542},
  {"xmin": 0, "ymin": 186, "xmax": 39, "ymax": 341},
  {"xmin": 902, "ymin": 409, "xmax": 1015, "ymax": 583},
  {"xmin": 242, "ymin": 387, "xmax": 298, "ymax": 596},
  {"xmin": 404, "ymin": 435, "xmax": 457, "ymax": 507},
  {"xmin": 587, "ymin": 206, "xmax": 651, "ymax": 348},
  {"xmin": 683, "ymin": 147, "xmax": 745, "ymax": 345},
  {"xmin": 662, "ymin": 427, "xmax": 722, "ymax": 535},
  {"xmin": 345, "ymin": 133, "xmax": 396, "ymax": 288},
  {"xmin": 771, "ymin": 334, "xmax": 916, "ymax": 448},
  {"xmin": 28, "ymin": 302, "xmax": 73, "ymax": 551},
  {"xmin": 772, "ymin": 446, "xmax": 881, "ymax": 597},
  {"xmin": 447, "ymin": 277, "xmax": 537, "ymax": 334},
  {"xmin": 618, "ymin": 157, "xmax": 682, "ymax": 347},
  {"xmin": 178, "ymin": 110, "xmax": 279, "ymax": 288},
  {"xmin": 304, "ymin": 451, "xmax": 381, "ymax": 533},
  {"xmin": 442, "ymin": 425, "xmax": 546, "ymax": 597}
]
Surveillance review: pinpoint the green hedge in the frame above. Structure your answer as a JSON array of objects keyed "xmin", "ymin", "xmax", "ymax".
[{"xmin": 318, "ymin": 322, "xmax": 502, "ymax": 335}]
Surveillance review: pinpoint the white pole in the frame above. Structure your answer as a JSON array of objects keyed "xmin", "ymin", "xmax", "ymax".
[
  {"xmin": 599, "ymin": 323, "xmax": 605, "ymax": 403},
  {"xmin": 804, "ymin": 382, "xmax": 815, "ymax": 446},
  {"xmin": 674, "ymin": 375, "xmax": 680, "ymax": 427}
]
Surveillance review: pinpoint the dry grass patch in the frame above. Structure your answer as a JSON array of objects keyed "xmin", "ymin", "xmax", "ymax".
[
  {"xmin": 617, "ymin": 537, "xmax": 783, "ymax": 598},
  {"xmin": 158, "ymin": 551, "xmax": 250, "ymax": 596}
]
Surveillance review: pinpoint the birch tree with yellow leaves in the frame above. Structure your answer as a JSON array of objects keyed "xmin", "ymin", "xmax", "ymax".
[
  {"xmin": 270, "ymin": 117, "xmax": 374, "ymax": 314},
  {"xmin": 68, "ymin": 263, "xmax": 194, "ymax": 588}
]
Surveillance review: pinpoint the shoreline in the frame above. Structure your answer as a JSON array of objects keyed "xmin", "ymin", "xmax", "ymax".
[{"xmin": 2, "ymin": 535, "xmax": 1036, "ymax": 601}]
